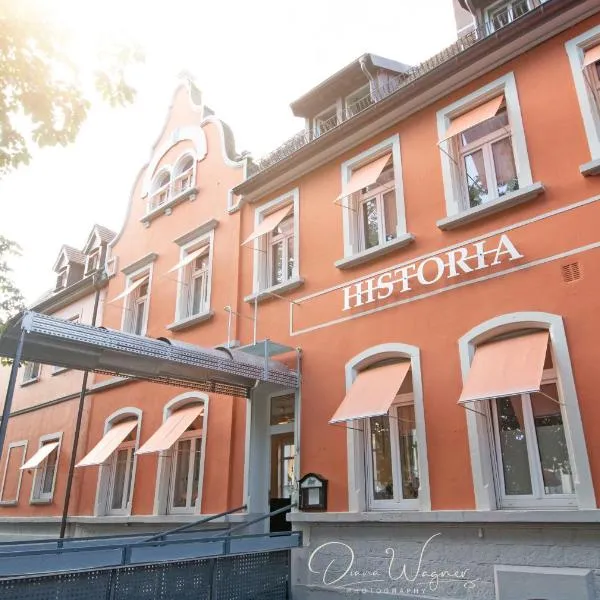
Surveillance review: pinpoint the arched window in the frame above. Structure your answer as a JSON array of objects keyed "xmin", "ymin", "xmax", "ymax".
[
  {"xmin": 173, "ymin": 154, "xmax": 195, "ymax": 195},
  {"xmin": 148, "ymin": 169, "xmax": 171, "ymax": 212},
  {"xmin": 80, "ymin": 408, "xmax": 142, "ymax": 517},
  {"xmin": 459, "ymin": 312, "xmax": 595, "ymax": 510},
  {"xmin": 333, "ymin": 343, "xmax": 430, "ymax": 512},
  {"xmin": 141, "ymin": 393, "xmax": 207, "ymax": 515}
]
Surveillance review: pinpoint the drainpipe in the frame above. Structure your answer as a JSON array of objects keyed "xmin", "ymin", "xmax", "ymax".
[
  {"xmin": 59, "ymin": 270, "xmax": 103, "ymax": 539},
  {"xmin": 359, "ymin": 56, "xmax": 379, "ymax": 101}
]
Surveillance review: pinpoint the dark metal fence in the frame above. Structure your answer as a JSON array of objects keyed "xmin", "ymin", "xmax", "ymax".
[{"xmin": 0, "ymin": 549, "xmax": 291, "ymax": 600}]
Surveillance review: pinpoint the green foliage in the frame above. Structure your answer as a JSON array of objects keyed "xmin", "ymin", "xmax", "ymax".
[
  {"xmin": 0, "ymin": 236, "xmax": 24, "ymax": 333},
  {"xmin": 0, "ymin": 0, "xmax": 141, "ymax": 176}
]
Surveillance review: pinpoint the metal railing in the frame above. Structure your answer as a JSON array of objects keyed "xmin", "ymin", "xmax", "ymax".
[{"xmin": 247, "ymin": 1, "xmax": 545, "ymax": 177}]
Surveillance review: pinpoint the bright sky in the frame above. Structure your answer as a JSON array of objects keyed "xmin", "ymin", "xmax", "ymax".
[{"xmin": 1, "ymin": 0, "xmax": 458, "ymax": 304}]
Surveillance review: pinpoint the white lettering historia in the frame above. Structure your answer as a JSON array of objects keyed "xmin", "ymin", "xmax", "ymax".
[{"xmin": 342, "ymin": 234, "xmax": 523, "ymax": 311}]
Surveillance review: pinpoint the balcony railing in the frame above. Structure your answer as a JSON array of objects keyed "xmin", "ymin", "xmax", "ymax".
[
  {"xmin": 247, "ymin": 1, "xmax": 544, "ymax": 177},
  {"xmin": 147, "ymin": 169, "xmax": 196, "ymax": 214}
]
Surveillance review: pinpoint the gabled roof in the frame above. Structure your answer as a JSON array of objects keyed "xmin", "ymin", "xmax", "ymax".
[
  {"xmin": 290, "ymin": 53, "xmax": 412, "ymax": 118},
  {"xmin": 83, "ymin": 224, "xmax": 117, "ymax": 253},
  {"xmin": 53, "ymin": 245, "xmax": 86, "ymax": 272}
]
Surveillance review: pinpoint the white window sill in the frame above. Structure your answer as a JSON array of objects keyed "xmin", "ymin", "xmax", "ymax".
[
  {"xmin": 0, "ymin": 500, "xmax": 18, "ymax": 507},
  {"xmin": 166, "ymin": 310, "xmax": 214, "ymax": 331},
  {"xmin": 580, "ymin": 158, "xmax": 600, "ymax": 177},
  {"xmin": 51, "ymin": 367, "xmax": 70, "ymax": 376},
  {"xmin": 20, "ymin": 377, "xmax": 40, "ymax": 388},
  {"xmin": 140, "ymin": 187, "xmax": 198, "ymax": 226},
  {"xmin": 334, "ymin": 233, "xmax": 415, "ymax": 270},
  {"xmin": 244, "ymin": 277, "xmax": 304, "ymax": 304},
  {"xmin": 436, "ymin": 182, "xmax": 544, "ymax": 230},
  {"xmin": 30, "ymin": 498, "xmax": 53, "ymax": 505}
]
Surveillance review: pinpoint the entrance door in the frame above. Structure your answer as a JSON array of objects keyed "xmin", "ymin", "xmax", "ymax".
[{"xmin": 269, "ymin": 394, "xmax": 295, "ymax": 532}]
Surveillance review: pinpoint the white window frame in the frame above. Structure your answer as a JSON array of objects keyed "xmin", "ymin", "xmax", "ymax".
[
  {"xmin": 344, "ymin": 343, "xmax": 431, "ymax": 513},
  {"xmin": 85, "ymin": 249, "xmax": 100, "ymax": 275},
  {"xmin": 22, "ymin": 362, "xmax": 41, "ymax": 385},
  {"xmin": 148, "ymin": 168, "xmax": 172, "ymax": 213},
  {"xmin": 172, "ymin": 152, "xmax": 196, "ymax": 197},
  {"xmin": 30, "ymin": 432, "xmax": 62, "ymax": 504},
  {"xmin": 55, "ymin": 266, "xmax": 68, "ymax": 290},
  {"xmin": 488, "ymin": 370, "xmax": 576, "ymax": 509},
  {"xmin": 314, "ymin": 103, "xmax": 341, "ymax": 137},
  {"xmin": 485, "ymin": 0, "xmax": 534, "ymax": 33},
  {"xmin": 345, "ymin": 84, "xmax": 372, "ymax": 117},
  {"xmin": 267, "ymin": 214, "xmax": 295, "ymax": 289},
  {"xmin": 459, "ymin": 312, "xmax": 595, "ymax": 511},
  {"xmin": 437, "ymin": 72, "xmax": 534, "ymax": 219},
  {"xmin": 121, "ymin": 266, "xmax": 152, "ymax": 336},
  {"xmin": 0, "ymin": 440, "xmax": 27, "ymax": 505},
  {"xmin": 252, "ymin": 189, "xmax": 300, "ymax": 295},
  {"xmin": 152, "ymin": 393, "xmax": 208, "ymax": 516},
  {"xmin": 175, "ymin": 232, "xmax": 214, "ymax": 322},
  {"xmin": 566, "ymin": 25, "xmax": 600, "ymax": 167},
  {"xmin": 168, "ymin": 430, "xmax": 203, "ymax": 514},
  {"xmin": 94, "ymin": 408, "xmax": 142, "ymax": 517},
  {"xmin": 269, "ymin": 393, "xmax": 296, "ymax": 501},
  {"xmin": 340, "ymin": 134, "xmax": 407, "ymax": 260},
  {"xmin": 365, "ymin": 392, "xmax": 420, "ymax": 511}
]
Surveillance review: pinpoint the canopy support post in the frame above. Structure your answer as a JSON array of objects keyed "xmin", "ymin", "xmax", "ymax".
[
  {"xmin": 0, "ymin": 328, "xmax": 25, "ymax": 466},
  {"xmin": 59, "ymin": 275, "xmax": 102, "ymax": 540}
]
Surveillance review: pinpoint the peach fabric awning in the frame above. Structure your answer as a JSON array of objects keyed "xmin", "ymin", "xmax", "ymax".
[
  {"xmin": 330, "ymin": 362, "xmax": 411, "ymax": 423},
  {"xmin": 21, "ymin": 442, "xmax": 59, "ymax": 470},
  {"xmin": 336, "ymin": 153, "xmax": 391, "ymax": 201},
  {"xmin": 583, "ymin": 44, "xmax": 600, "ymax": 68},
  {"xmin": 167, "ymin": 245, "xmax": 209, "ymax": 274},
  {"xmin": 109, "ymin": 275, "xmax": 149, "ymax": 303},
  {"xmin": 137, "ymin": 405, "xmax": 204, "ymax": 455},
  {"xmin": 242, "ymin": 205, "xmax": 292, "ymax": 246},
  {"xmin": 76, "ymin": 420, "xmax": 138, "ymax": 467},
  {"xmin": 458, "ymin": 331, "xmax": 549, "ymax": 405},
  {"xmin": 439, "ymin": 95, "xmax": 504, "ymax": 143}
]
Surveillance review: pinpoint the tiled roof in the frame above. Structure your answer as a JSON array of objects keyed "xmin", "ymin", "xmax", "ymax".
[
  {"xmin": 62, "ymin": 245, "xmax": 87, "ymax": 265},
  {"xmin": 93, "ymin": 224, "xmax": 117, "ymax": 244}
]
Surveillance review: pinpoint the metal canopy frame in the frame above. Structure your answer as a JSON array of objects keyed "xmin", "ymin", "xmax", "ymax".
[{"xmin": 0, "ymin": 312, "xmax": 299, "ymax": 397}]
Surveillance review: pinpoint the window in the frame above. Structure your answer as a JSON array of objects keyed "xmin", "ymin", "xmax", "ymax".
[
  {"xmin": 178, "ymin": 243, "xmax": 211, "ymax": 320},
  {"xmin": 459, "ymin": 313, "xmax": 596, "ymax": 511},
  {"xmin": 566, "ymin": 27, "xmax": 600, "ymax": 171},
  {"xmin": 22, "ymin": 362, "xmax": 40, "ymax": 384},
  {"xmin": 123, "ymin": 275, "xmax": 150, "ymax": 335},
  {"xmin": 458, "ymin": 105, "xmax": 519, "ymax": 208},
  {"xmin": 486, "ymin": 0, "xmax": 532, "ymax": 32},
  {"xmin": 270, "ymin": 394, "xmax": 296, "ymax": 502},
  {"xmin": 85, "ymin": 250, "xmax": 100, "ymax": 275},
  {"xmin": 173, "ymin": 155, "xmax": 195, "ymax": 195},
  {"xmin": 31, "ymin": 438, "xmax": 60, "ymax": 503},
  {"xmin": 437, "ymin": 73, "xmax": 537, "ymax": 226},
  {"xmin": 148, "ymin": 170, "xmax": 171, "ymax": 212},
  {"xmin": 338, "ymin": 134, "xmax": 409, "ymax": 265},
  {"xmin": 55, "ymin": 267, "xmax": 67, "ymax": 290},
  {"xmin": 268, "ymin": 214, "xmax": 295, "ymax": 287},
  {"xmin": 346, "ymin": 84, "xmax": 372, "ymax": 118},
  {"xmin": 0, "ymin": 441, "xmax": 27, "ymax": 504},
  {"xmin": 107, "ymin": 427, "xmax": 136, "ymax": 514},
  {"xmin": 314, "ymin": 106, "xmax": 339, "ymax": 137},
  {"xmin": 169, "ymin": 410, "xmax": 203, "ymax": 513}
]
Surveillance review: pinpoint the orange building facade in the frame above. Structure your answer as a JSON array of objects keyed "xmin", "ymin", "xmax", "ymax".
[{"xmin": 3, "ymin": 0, "xmax": 600, "ymax": 597}]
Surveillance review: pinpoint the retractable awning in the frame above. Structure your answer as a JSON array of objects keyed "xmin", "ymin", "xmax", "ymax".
[
  {"xmin": 21, "ymin": 442, "xmax": 59, "ymax": 470},
  {"xmin": 336, "ymin": 153, "xmax": 391, "ymax": 201},
  {"xmin": 583, "ymin": 44, "xmax": 600, "ymax": 68},
  {"xmin": 76, "ymin": 420, "xmax": 138, "ymax": 467},
  {"xmin": 242, "ymin": 205, "xmax": 292, "ymax": 246},
  {"xmin": 0, "ymin": 312, "xmax": 298, "ymax": 398},
  {"xmin": 167, "ymin": 245, "xmax": 209, "ymax": 274},
  {"xmin": 458, "ymin": 331, "xmax": 549, "ymax": 405},
  {"xmin": 137, "ymin": 405, "xmax": 203, "ymax": 454},
  {"xmin": 330, "ymin": 361, "xmax": 411, "ymax": 423},
  {"xmin": 109, "ymin": 275, "xmax": 149, "ymax": 303},
  {"xmin": 439, "ymin": 95, "xmax": 504, "ymax": 143}
]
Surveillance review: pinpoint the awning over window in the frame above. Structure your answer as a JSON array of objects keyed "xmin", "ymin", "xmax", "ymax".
[
  {"xmin": 329, "ymin": 361, "xmax": 411, "ymax": 423},
  {"xmin": 109, "ymin": 275, "xmax": 149, "ymax": 303},
  {"xmin": 137, "ymin": 405, "xmax": 204, "ymax": 455},
  {"xmin": 167, "ymin": 245, "xmax": 209, "ymax": 274},
  {"xmin": 21, "ymin": 442, "xmax": 59, "ymax": 470},
  {"xmin": 241, "ymin": 205, "xmax": 292, "ymax": 246},
  {"xmin": 439, "ymin": 95, "xmax": 504, "ymax": 143},
  {"xmin": 76, "ymin": 419, "xmax": 138, "ymax": 467},
  {"xmin": 336, "ymin": 153, "xmax": 391, "ymax": 201},
  {"xmin": 458, "ymin": 330, "xmax": 549, "ymax": 405},
  {"xmin": 583, "ymin": 43, "xmax": 600, "ymax": 68}
]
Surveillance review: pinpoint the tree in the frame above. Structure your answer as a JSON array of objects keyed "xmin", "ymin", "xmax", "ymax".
[{"xmin": 0, "ymin": 0, "xmax": 140, "ymax": 330}]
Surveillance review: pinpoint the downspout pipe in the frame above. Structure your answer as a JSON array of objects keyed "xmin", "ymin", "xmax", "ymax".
[{"xmin": 358, "ymin": 56, "xmax": 379, "ymax": 101}]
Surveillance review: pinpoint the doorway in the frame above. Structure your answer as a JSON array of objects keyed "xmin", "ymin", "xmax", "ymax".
[{"xmin": 269, "ymin": 394, "xmax": 295, "ymax": 532}]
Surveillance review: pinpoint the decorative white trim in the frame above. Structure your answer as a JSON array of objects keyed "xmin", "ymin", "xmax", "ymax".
[
  {"xmin": 339, "ymin": 134, "xmax": 407, "ymax": 259},
  {"xmin": 437, "ymin": 72, "xmax": 533, "ymax": 218},
  {"xmin": 344, "ymin": 343, "xmax": 431, "ymax": 513},
  {"xmin": 119, "ymin": 263, "xmax": 154, "ymax": 336},
  {"xmin": 458, "ymin": 312, "xmax": 595, "ymax": 511},
  {"xmin": 173, "ymin": 219, "xmax": 219, "ymax": 247},
  {"xmin": 0, "ymin": 441, "xmax": 27, "ymax": 504},
  {"xmin": 94, "ymin": 407, "xmax": 142, "ymax": 517},
  {"xmin": 152, "ymin": 392, "xmax": 209, "ymax": 516},
  {"xmin": 565, "ymin": 25, "xmax": 600, "ymax": 162},
  {"xmin": 29, "ymin": 432, "xmax": 63, "ymax": 505},
  {"xmin": 251, "ymin": 188, "xmax": 300, "ymax": 295}
]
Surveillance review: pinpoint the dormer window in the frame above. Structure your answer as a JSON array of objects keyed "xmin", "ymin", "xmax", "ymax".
[
  {"xmin": 55, "ymin": 268, "xmax": 68, "ymax": 290},
  {"xmin": 149, "ymin": 170, "xmax": 171, "ymax": 212},
  {"xmin": 173, "ymin": 155, "xmax": 195, "ymax": 195},
  {"xmin": 485, "ymin": 0, "xmax": 547, "ymax": 33},
  {"xmin": 315, "ymin": 106, "xmax": 339, "ymax": 137},
  {"xmin": 85, "ymin": 250, "xmax": 100, "ymax": 275},
  {"xmin": 346, "ymin": 84, "xmax": 372, "ymax": 118}
]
